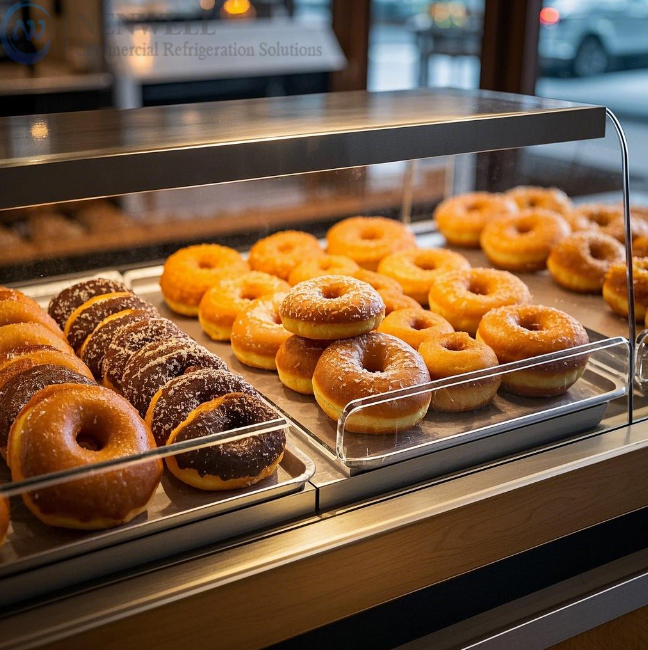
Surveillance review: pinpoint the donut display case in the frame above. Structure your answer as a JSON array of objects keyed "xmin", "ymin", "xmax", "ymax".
[{"xmin": 0, "ymin": 89, "xmax": 644, "ymax": 623}]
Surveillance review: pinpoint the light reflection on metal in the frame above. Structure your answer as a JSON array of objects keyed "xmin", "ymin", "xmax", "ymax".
[
  {"xmin": 221, "ymin": 0, "xmax": 255, "ymax": 19},
  {"xmin": 30, "ymin": 120, "xmax": 48, "ymax": 140}
]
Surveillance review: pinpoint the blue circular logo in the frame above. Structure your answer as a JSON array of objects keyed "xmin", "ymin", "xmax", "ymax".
[{"xmin": 1, "ymin": 2, "xmax": 50, "ymax": 65}]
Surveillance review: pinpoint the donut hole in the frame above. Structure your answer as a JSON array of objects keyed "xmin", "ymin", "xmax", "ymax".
[
  {"xmin": 415, "ymin": 258, "xmax": 437, "ymax": 271},
  {"xmin": 468, "ymin": 279, "xmax": 489, "ymax": 296},
  {"xmin": 319, "ymin": 259, "xmax": 332, "ymax": 270},
  {"xmin": 410, "ymin": 317, "xmax": 432, "ymax": 331},
  {"xmin": 321, "ymin": 286, "xmax": 344, "ymax": 300},
  {"xmin": 240, "ymin": 289, "xmax": 261, "ymax": 301},
  {"xmin": 278, "ymin": 242, "xmax": 295, "ymax": 254},
  {"xmin": 516, "ymin": 221, "xmax": 534, "ymax": 234},
  {"xmin": 76, "ymin": 429, "xmax": 106, "ymax": 452},
  {"xmin": 518, "ymin": 315, "xmax": 543, "ymax": 332},
  {"xmin": 588, "ymin": 242, "xmax": 609, "ymax": 261},
  {"xmin": 439, "ymin": 336, "xmax": 468, "ymax": 352},
  {"xmin": 198, "ymin": 260, "xmax": 215, "ymax": 269},
  {"xmin": 362, "ymin": 352, "xmax": 386, "ymax": 374},
  {"xmin": 360, "ymin": 228, "xmax": 381, "ymax": 241}
]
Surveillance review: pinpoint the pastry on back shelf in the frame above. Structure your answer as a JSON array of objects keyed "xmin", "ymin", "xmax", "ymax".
[{"xmin": 28, "ymin": 212, "xmax": 86, "ymax": 244}]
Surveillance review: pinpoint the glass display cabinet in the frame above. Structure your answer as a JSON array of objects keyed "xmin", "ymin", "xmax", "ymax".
[{"xmin": 0, "ymin": 89, "xmax": 646, "ymax": 650}]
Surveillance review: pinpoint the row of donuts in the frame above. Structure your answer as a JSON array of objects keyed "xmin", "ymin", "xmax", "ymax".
[
  {"xmin": 433, "ymin": 185, "xmax": 648, "ymax": 322},
  {"xmin": 0, "ymin": 286, "xmax": 161, "ymax": 540},
  {"xmin": 158, "ymin": 216, "xmax": 590, "ymax": 436},
  {"xmin": 47, "ymin": 278, "xmax": 287, "ymax": 493}
]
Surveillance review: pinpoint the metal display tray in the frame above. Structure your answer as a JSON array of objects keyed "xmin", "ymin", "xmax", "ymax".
[{"xmin": 125, "ymin": 266, "xmax": 627, "ymax": 481}]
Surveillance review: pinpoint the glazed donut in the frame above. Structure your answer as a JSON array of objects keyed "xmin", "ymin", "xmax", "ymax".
[
  {"xmin": 0, "ymin": 299, "xmax": 63, "ymax": 336},
  {"xmin": 288, "ymin": 255, "xmax": 359, "ymax": 286},
  {"xmin": 433, "ymin": 192, "xmax": 519, "ymax": 248},
  {"xmin": 165, "ymin": 393, "xmax": 286, "ymax": 491},
  {"xmin": 547, "ymin": 231, "xmax": 625, "ymax": 293},
  {"xmin": 377, "ymin": 308, "xmax": 454, "ymax": 349},
  {"xmin": 0, "ymin": 323, "xmax": 74, "ymax": 356},
  {"xmin": 377, "ymin": 248, "xmax": 471, "ymax": 304},
  {"xmin": 568, "ymin": 204, "xmax": 620, "ymax": 232},
  {"xmin": 160, "ymin": 244, "xmax": 249, "ymax": 316},
  {"xmin": 0, "ymin": 493, "xmax": 7, "ymax": 549},
  {"xmin": 0, "ymin": 346, "xmax": 93, "ymax": 381},
  {"xmin": 428, "ymin": 268, "xmax": 532, "ymax": 336},
  {"xmin": 353, "ymin": 268, "xmax": 402, "ymax": 294},
  {"xmin": 231, "ymin": 293, "xmax": 291, "ymax": 370},
  {"xmin": 476, "ymin": 305, "xmax": 589, "ymax": 397},
  {"xmin": 633, "ymin": 236, "xmax": 648, "ymax": 258},
  {"xmin": 276, "ymin": 336, "xmax": 330, "ymax": 395},
  {"xmin": 603, "ymin": 258, "xmax": 648, "ymax": 322},
  {"xmin": 327, "ymin": 216, "xmax": 416, "ymax": 271},
  {"xmin": 198, "ymin": 271, "xmax": 289, "ymax": 341},
  {"xmin": 602, "ymin": 216, "xmax": 648, "ymax": 244},
  {"xmin": 279, "ymin": 276, "xmax": 385, "ymax": 340},
  {"xmin": 312, "ymin": 331, "xmax": 431, "ymax": 434},
  {"xmin": 379, "ymin": 289, "xmax": 423, "ymax": 315},
  {"xmin": 48, "ymin": 278, "xmax": 131, "ymax": 330},
  {"xmin": 121, "ymin": 337, "xmax": 227, "ymax": 417},
  {"xmin": 249, "ymin": 231, "xmax": 323, "ymax": 281},
  {"xmin": 0, "ymin": 364, "xmax": 95, "ymax": 460},
  {"xmin": 102, "ymin": 318, "xmax": 188, "ymax": 390},
  {"xmin": 0, "ymin": 287, "xmax": 41, "ymax": 309},
  {"xmin": 80, "ymin": 310, "xmax": 153, "ymax": 379},
  {"xmin": 506, "ymin": 186, "xmax": 572, "ymax": 215},
  {"xmin": 480, "ymin": 209, "xmax": 570, "ymax": 272},
  {"xmin": 64, "ymin": 293, "xmax": 158, "ymax": 351},
  {"xmin": 8, "ymin": 384, "xmax": 162, "ymax": 529},
  {"xmin": 418, "ymin": 332, "xmax": 500, "ymax": 412},
  {"xmin": 145, "ymin": 367, "xmax": 258, "ymax": 446}
]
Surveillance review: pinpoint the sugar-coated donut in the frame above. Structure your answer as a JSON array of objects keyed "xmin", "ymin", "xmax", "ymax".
[
  {"xmin": 377, "ymin": 308, "xmax": 454, "ymax": 349},
  {"xmin": 603, "ymin": 258, "xmax": 648, "ymax": 322},
  {"xmin": 506, "ymin": 186, "xmax": 572, "ymax": 215},
  {"xmin": 8, "ymin": 384, "xmax": 162, "ymax": 529},
  {"xmin": 548, "ymin": 231, "xmax": 625, "ymax": 293},
  {"xmin": 0, "ymin": 364, "xmax": 95, "ymax": 460},
  {"xmin": 166, "ymin": 393, "xmax": 286, "ymax": 491},
  {"xmin": 480, "ymin": 209, "xmax": 570, "ymax": 272},
  {"xmin": 121, "ymin": 337, "xmax": 227, "ymax": 417},
  {"xmin": 280, "ymin": 276, "xmax": 385, "ymax": 340},
  {"xmin": 428, "ymin": 268, "xmax": 531, "ymax": 336},
  {"xmin": 327, "ymin": 216, "xmax": 416, "ymax": 271},
  {"xmin": 476, "ymin": 305, "xmax": 589, "ymax": 397},
  {"xmin": 102, "ymin": 318, "xmax": 188, "ymax": 390},
  {"xmin": 0, "ymin": 287, "xmax": 41, "ymax": 309},
  {"xmin": 0, "ymin": 299, "xmax": 64, "ymax": 337},
  {"xmin": 568, "ymin": 204, "xmax": 648, "ymax": 244},
  {"xmin": 0, "ymin": 492, "xmax": 8, "ymax": 549},
  {"xmin": 353, "ymin": 269, "xmax": 402, "ymax": 294},
  {"xmin": 145, "ymin": 367, "xmax": 258, "ymax": 445},
  {"xmin": 418, "ymin": 332, "xmax": 500, "ymax": 412},
  {"xmin": 377, "ymin": 248, "xmax": 471, "ymax": 304},
  {"xmin": 288, "ymin": 254, "xmax": 359, "ymax": 286},
  {"xmin": 633, "ymin": 236, "xmax": 648, "ymax": 258},
  {"xmin": 64, "ymin": 292, "xmax": 158, "ymax": 351},
  {"xmin": 379, "ymin": 289, "xmax": 423, "ymax": 315},
  {"xmin": 249, "ymin": 231, "xmax": 323, "ymax": 281},
  {"xmin": 312, "ymin": 331, "xmax": 431, "ymax": 434},
  {"xmin": 276, "ymin": 335, "xmax": 329, "ymax": 395},
  {"xmin": 198, "ymin": 272, "xmax": 289, "ymax": 341},
  {"xmin": 160, "ymin": 244, "xmax": 250, "ymax": 316},
  {"xmin": 80, "ymin": 310, "xmax": 153, "ymax": 379},
  {"xmin": 48, "ymin": 278, "xmax": 130, "ymax": 330},
  {"xmin": 231, "ymin": 293, "xmax": 291, "ymax": 370},
  {"xmin": 602, "ymin": 216, "xmax": 648, "ymax": 244},
  {"xmin": 0, "ymin": 323, "xmax": 74, "ymax": 356},
  {"xmin": 434, "ymin": 192, "xmax": 519, "ymax": 248}
]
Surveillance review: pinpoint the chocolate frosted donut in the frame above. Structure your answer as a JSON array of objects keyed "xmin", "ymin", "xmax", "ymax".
[
  {"xmin": 66, "ymin": 294, "xmax": 158, "ymax": 351},
  {"xmin": 102, "ymin": 318, "xmax": 188, "ymax": 390},
  {"xmin": 48, "ymin": 278, "xmax": 130, "ymax": 329},
  {"xmin": 80, "ymin": 310, "xmax": 154, "ymax": 379},
  {"xmin": 166, "ymin": 392, "xmax": 286, "ymax": 490},
  {"xmin": 146, "ymin": 368, "xmax": 258, "ymax": 445},
  {"xmin": 121, "ymin": 337, "xmax": 227, "ymax": 417},
  {"xmin": 0, "ymin": 364, "xmax": 94, "ymax": 458}
]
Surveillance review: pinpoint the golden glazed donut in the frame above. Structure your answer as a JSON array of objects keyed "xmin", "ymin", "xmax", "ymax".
[
  {"xmin": 249, "ymin": 231, "xmax": 323, "ymax": 281},
  {"xmin": 418, "ymin": 332, "xmax": 500, "ymax": 412},
  {"xmin": 353, "ymin": 268, "xmax": 402, "ymax": 294},
  {"xmin": 288, "ymin": 254, "xmax": 359, "ymax": 286},
  {"xmin": 326, "ymin": 216, "xmax": 416, "ymax": 271},
  {"xmin": 0, "ymin": 346, "xmax": 93, "ymax": 380},
  {"xmin": 160, "ymin": 244, "xmax": 250, "ymax": 316},
  {"xmin": 0, "ymin": 286, "xmax": 41, "ymax": 309},
  {"xmin": 506, "ymin": 186, "xmax": 572, "ymax": 215},
  {"xmin": 603, "ymin": 258, "xmax": 648, "ymax": 322},
  {"xmin": 602, "ymin": 216, "xmax": 648, "ymax": 244},
  {"xmin": 633, "ymin": 236, "xmax": 648, "ymax": 258},
  {"xmin": 0, "ymin": 299, "xmax": 63, "ymax": 336},
  {"xmin": 231, "ymin": 293, "xmax": 291, "ymax": 370},
  {"xmin": 547, "ymin": 231, "xmax": 625, "ymax": 293},
  {"xmin": 428, "ymin": 268, "xmax": 532, "ymax": 336},
  {"xmin": 480, "ymin": 209, "xmax": 570, "ymax": 272},
  {"xmin": 569, "ymin": 204, "xmax": 621, "ymax": 231},
  {"xmin": 379, "ymin": 289, "xmax": 423, "ymax": 315},
  {"xmin": 312, "ymin": 332, "xmax": 431, "ymax": 434},
  {"xmin": 165, "ymin": 393, "xmax": 286, "ymax": 491},
  {"xmin": 377, "ymin": 308, "xmax": 454, "ymax": 349},
  {"xmin": 433, "ymin": 192, "xmax": 519, "ymax": 248},
  {"xmin": 476, "ymin": 305, "xmax": 589, "ymax": 397},
  {"xmin": 276, "ymin": 336, "xmax": 329, "ymax": 395},
  {"xmin": 377, "ymin": 248, "xmax": 471, "ymax": 304},
  {"xmin": 198, "ymin": 271, "xmax": 289, "ymax": 341},
  {"xmin": 8, "ymin": 384, "xmax": 162, "ymax": 529},
  {"xmin": 279, "ymin": 275, "xmax": 385, "ymax": 340},
  {"xmin": 0, "ymin": 323, "xmax": 74, "ymax": 356}
]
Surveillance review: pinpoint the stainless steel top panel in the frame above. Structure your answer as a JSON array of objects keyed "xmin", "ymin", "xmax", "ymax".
[{"xmin": 0, "ymin": 88, "xmax": 605, "ymax": 209}]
